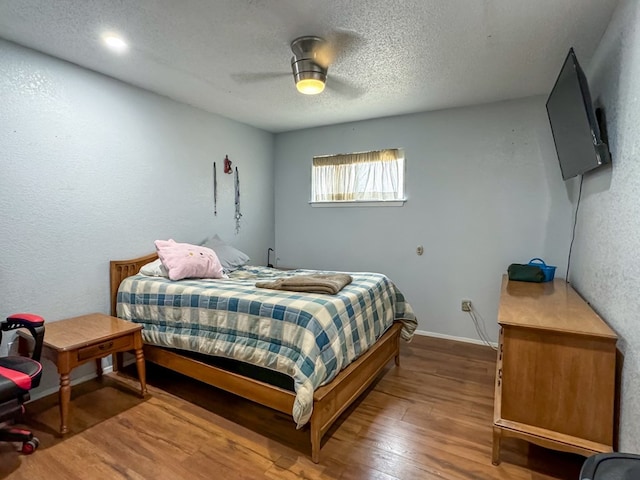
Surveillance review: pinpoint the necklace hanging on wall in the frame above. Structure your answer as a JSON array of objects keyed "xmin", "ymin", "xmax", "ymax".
[
  {"xmin": 213, "ymin": 161, "xmax": 218, "ymax": 216},
  {"xmin": 234, "ymin": 166, "xmax": 242, "ymax": 233}
]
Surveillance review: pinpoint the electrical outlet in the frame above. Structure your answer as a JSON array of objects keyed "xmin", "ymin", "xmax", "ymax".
[{"xmin": 461, "ymin": 300, "xmax": 472, "ymax": 312}]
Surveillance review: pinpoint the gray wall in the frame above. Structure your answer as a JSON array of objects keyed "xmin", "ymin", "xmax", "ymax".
[
  {"xmin": 1, "ymin": 39, "xmax": 275, "ymax": 389},
  {"xmin": 570, "ymin": 0, "xmax": 640, "ymax": 453},
  {"xmin": 274, "ymin": 97, "xmax": 573, "ymax": 342}
]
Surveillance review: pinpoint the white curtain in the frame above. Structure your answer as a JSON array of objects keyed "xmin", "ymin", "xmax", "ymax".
[{"xmin": 312, "ymin": 149, "xmax": 404, "ymax": 202}]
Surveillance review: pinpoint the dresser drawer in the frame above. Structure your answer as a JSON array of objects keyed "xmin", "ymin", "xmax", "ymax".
[{"xmin": 77, "ymin": 335, "xmax": 134, "ymax": 361}]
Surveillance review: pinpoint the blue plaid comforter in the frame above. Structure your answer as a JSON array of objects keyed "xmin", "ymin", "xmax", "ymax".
[{"xmin": 117, "ymin": 266, "xmax": 417, "ymax": 427}]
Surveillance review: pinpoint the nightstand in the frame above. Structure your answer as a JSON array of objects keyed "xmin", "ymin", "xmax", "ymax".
[{"xmin": 18, "ymin": 312, "xmax": 147, "ymax": 434}]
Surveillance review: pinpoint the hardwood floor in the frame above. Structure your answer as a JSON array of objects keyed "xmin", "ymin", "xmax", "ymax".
[{"xmin": 0, "ymin": 335, "xmax": 585, "ymax": 479}]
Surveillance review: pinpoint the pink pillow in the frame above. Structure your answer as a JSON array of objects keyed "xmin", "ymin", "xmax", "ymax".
[{"xmin": 154, "ymin": 239, "xmax": 224, "ymax": 281}]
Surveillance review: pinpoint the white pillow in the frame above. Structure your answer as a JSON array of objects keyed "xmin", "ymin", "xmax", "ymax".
[
  {"xmin": 139, "ymin": 259, "xmax": 169, "ymax": 277},
  {"xmin": 201, "ymin": 235, "xmax": 250, "ymax": 271}
]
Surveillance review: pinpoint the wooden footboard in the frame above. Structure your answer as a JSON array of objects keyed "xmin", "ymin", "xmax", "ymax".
[
  {"xmin": 310, "ymin": 322, "xmax": 401, "ymax": 462},
  {"xmin": 109, "ymin": 254, "xmax": 402, "ymax": 463}
]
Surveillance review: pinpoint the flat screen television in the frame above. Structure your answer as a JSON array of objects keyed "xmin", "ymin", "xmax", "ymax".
[{"xmin": 546, "ymin": 48, "xmax": 611, "ymax": 180}]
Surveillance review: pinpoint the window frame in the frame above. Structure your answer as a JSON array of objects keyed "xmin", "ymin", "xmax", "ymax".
[{"xmin": 309, "ymin": 148, "xmax": 407, "ymax": 207}]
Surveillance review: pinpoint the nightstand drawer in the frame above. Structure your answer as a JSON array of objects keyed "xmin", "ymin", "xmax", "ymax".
[{"xmin": 77, "ymin": 335, "xmax": 133, "ymax": 361}]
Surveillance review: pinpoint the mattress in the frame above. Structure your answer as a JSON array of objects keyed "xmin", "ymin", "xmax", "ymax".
[{"xmin": 117, "ymin": 266, "xmax": 417, "ymax": 426}]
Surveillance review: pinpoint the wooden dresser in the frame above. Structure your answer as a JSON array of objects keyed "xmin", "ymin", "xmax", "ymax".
[{"xmin": 492, "ymin": 275, "xmax": 617, "ymax": 465}]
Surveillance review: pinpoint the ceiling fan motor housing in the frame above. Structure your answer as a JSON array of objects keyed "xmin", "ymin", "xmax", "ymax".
[{"xmin": 290, "ymin": 36, "xmax": 328, "ymax": 85}]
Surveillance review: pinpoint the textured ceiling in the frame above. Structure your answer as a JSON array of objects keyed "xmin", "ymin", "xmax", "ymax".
[{"xmin": 0, "ymin": 0, "xmax": 619, "ymax": 133}]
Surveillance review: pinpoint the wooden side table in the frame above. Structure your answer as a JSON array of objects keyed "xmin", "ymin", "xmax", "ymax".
[{"xmin": 19, "ymin": 312, "xmax": 147, "ymax": 434}]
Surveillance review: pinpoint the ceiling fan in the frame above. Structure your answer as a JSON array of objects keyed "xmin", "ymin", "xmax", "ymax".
[
  {"xmin": 290, "ymin": 35, "xmax": 330, "ymax": 95},
  {"xmin": 231, "ymin": 31, "xmax": 364, "ymax": 97}
]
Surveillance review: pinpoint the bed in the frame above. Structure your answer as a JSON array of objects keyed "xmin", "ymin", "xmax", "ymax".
[{"xmin": 109, "ymin": 253, "xmax": 417, "ymax": 462}]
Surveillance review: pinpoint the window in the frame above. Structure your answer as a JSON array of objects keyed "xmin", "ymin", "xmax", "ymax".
[{"xmin": 311, "ymin": 148, "xmax": 405, "ymax": 206}]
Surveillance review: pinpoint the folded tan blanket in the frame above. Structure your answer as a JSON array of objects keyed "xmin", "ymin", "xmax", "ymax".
[{"xmin": 256, "ymin": 274, "xmax": 353, "ymax": 295}]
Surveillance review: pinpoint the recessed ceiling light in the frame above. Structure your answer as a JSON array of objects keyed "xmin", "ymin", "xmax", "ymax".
[{"xmin": 102, "ymin": 33, "xmax": 128, "ymax": 53}]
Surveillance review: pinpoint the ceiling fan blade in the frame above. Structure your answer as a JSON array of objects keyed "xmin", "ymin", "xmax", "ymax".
[
  {"xmin": 314, "ymin": 29, "xmax": 364, "ymax": 68},
  {"xmin": 326, "ymin": 76, "xmax": 365, "ymax": 98},
  {"xmin": 231, "ymin": 72, "xmax": 290, "ymax": 84},
  {"xmin": 313, "ymin": 39, "xmax": 334, "ymax": 69}
]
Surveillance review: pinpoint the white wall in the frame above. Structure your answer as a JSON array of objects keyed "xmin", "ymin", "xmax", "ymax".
[
  {"xmin": 274, "ymin": 97, "xmax": 573, "ymax": 342},
  {"xmin": 570, "ymin": 0, "xmax": 640, "ymax": 453},
  {"xmin": 0, "ymin": 39, "xmax": 274, "ymax": 390}
]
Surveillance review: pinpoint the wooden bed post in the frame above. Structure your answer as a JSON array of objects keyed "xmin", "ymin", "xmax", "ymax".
[{"xmin": 310, "ymin": 417, "xmax": 322, "ymax": 463}]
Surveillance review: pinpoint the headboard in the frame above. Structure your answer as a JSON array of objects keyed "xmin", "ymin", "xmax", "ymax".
[{"xmin": 109, "ymin": 252, "xmax": 158, "ymax": 316}]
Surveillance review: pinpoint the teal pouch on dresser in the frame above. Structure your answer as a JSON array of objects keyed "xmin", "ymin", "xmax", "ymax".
[{"xmin": 507, "ymin": 264, "xmax": 545, "ymax": 283}]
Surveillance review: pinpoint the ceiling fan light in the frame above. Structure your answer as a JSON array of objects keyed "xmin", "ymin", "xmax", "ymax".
[
  {"xmin": 296, "ymin": 78, "xmax": 325, "ymax": 95},
  {"xmin": 291, "ymin": 37, "xmax": 329, "ymax": 95}
]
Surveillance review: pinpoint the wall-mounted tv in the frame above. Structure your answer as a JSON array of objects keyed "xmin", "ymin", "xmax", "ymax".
[{"xmin": 546, "ymin": 48, "xmax": 611, "ymax": 180}]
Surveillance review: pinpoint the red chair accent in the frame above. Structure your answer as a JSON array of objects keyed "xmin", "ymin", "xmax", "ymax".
[{"xmin": 0, "ymin": 313, "xmax": 45, "ymax": 454}]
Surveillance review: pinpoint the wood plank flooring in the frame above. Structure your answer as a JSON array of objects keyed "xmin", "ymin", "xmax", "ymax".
[{"xmin": 0, "ymin": 335, "xmax": 585, "ymax": 479}]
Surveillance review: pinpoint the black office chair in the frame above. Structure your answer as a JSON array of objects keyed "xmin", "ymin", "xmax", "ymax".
[
  {"xmin": 580, "ymin": 453, "xmax": 640, "ymax": 480},
  {"xmin": 0, "ymin": 313, "xmax": 45, "ymax": 454}
]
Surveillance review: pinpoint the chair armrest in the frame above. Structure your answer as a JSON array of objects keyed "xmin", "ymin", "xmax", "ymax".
[
  {"xmin": 5, "ymin": 313, "xmax": 45, "ymax": 328},
  {"xmin": 2, "ymin": 313, "xmax": 46, "ymax": 362}
]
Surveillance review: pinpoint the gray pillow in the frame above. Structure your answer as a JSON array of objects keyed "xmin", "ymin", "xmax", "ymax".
[{"xmin": 201, "ymin": 235, "xmax": 250, "ymax": 271}]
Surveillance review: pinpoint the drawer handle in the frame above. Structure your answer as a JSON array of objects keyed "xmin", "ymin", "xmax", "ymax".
[{"xmin": 99, "ymin": 341, "xmax": 114, "ymax": 350}]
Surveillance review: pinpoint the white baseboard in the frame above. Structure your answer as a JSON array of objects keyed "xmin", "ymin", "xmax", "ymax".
[
  {"xmin": 414, "ymin": 329, "xmax": 498, "ymax": 348},
  {"xmin": 29, "ymin": 365, "xmax": 115, "ymax": 403}
]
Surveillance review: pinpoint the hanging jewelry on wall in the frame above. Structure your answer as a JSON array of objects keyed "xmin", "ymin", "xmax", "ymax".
[
  {"xmin": 224, "ymin": 155, "xmax": 233, "ymax": 174},
  {"xmin": 213, "ymin": 161, "xmax": 218, "ymax": 216},
  {"xmin": 234, "ymin": 166, "xmax": 242, "ymax": 233}
]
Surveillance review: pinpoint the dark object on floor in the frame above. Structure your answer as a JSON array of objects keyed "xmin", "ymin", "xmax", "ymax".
[
  {"xmin": 0, "ymin": 313, "xmax": 45, "ymax": 454},
  {"xmin": 580, "ymin": 452, "xmax": 640, "ymax": 480}
]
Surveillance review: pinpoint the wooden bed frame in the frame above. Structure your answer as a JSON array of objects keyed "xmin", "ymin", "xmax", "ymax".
[{"xmin": 110, "ymin": 253, "xmax": 403, "ymax": 463}]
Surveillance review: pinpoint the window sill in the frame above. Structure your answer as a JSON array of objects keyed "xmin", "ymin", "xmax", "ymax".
[{"xmin": 309, "ymin": 200, "xmax": 406, "ymax": 208}]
